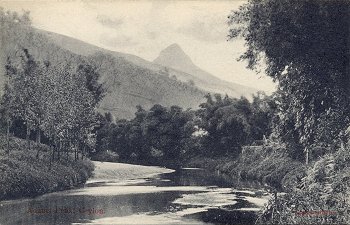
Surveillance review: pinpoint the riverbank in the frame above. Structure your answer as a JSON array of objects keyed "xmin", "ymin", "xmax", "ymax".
[
  {"xmin": 90, "ymin": 161, "xmax": 174, "ymax": 182},
  {"xmin": 0, "ymin": 136, "xmax": 94, "ymax": 201},
  {"xmin": 186, "ymin": 144, "xmax": 306, "ymax": 192},
  {"xmin": 0, "ymin": 158, "xmax": 269, "ymax": 225}
]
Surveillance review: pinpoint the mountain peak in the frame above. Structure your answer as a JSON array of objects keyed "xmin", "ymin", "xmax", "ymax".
[
  {"xmin": 153, "ymin": 43, "xmax": 195, "ymax": 69},
  {"xmin": 163, "ymin": 43, "xmax": 183, "ymax": 53}
]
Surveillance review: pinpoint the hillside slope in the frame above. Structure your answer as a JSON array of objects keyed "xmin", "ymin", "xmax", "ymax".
[
  {"xmin": 39, "ymin": 30, "xmax": 257, "ymax": 98},
  {"xmin": 0, "ymin": 26, "xmax": 206, "ymax": 119}
]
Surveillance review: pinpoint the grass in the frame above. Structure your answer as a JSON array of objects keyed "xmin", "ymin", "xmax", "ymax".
[
  {"xmin": 187, "ymin": 143, "xmax": 350, "ymax": 224},
  {"xmin": 257, "ymin": 148, "xmax": 350, "ymax": 224},
  {"xmin": 0, "ymin": 135, "xmax": 94, "ymax": 201},
  {"xmin": 186, "ymin": 144, "xmax": 306, "ymax": 191}
]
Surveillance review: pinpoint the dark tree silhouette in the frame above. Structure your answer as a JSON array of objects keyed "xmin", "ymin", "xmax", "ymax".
[{"xmin": 229, "ymin": 0, "xmax": 350, "ymax": 163}]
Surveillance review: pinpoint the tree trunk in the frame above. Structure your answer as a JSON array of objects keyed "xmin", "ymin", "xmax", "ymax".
[
  {"xmin": 26, "ymin": 126, "xmax": 31, "ymax": 151},
  {"xmin": 35, "ymin": 146, "xmax": 40, "ymax": 159},
  {"xmin": 49, "ymin": 144, "xmax": 54, "ymax": 170},
  {"xmin": 6, "ymin": 119, "xmax": 10, "ymax": 154},
  {"xmin": 36, "ymin": 129, "xmax": 41, "ymax": 144},
  {"xmin": 52, "ymin": 138, "xmax": 56, "ymax": 162},
  {"xmin": 272, "ymin": 191, "xmax": 278, "ymax": 222},
  {"xmin": 57, "ymin": 139, "xmax": 61, "ymax": 161},
  {"xmin": 75, "ymin": 143, "xmax": 78, "ymax": 161},
  {"xmin": 81, "ymin": 145, "xmax": 85, "ymax": 160},
  {"xmin": 66, "ymin": 140, "xmax": 70, "ymax": 160},
  {"xmin": 305, "ymin": 147, "xmax": 309, "ymax": 165},
  {"xmin": 36, "ymin": 128, "xmax": 41, "ymax": 159}
]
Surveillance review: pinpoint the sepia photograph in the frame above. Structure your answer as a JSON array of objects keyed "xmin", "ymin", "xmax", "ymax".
[{"xmin": 0, "ymin": 0, "xmax": 349, "ymax": 224}]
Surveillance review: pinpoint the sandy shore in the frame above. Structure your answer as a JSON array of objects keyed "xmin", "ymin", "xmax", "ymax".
[{"xmin": 89, "ymin": 161, "xmax": 174, "ymax": 182}]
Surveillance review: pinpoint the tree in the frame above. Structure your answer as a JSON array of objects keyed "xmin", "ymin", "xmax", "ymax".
[
  {"xmin": 197, "ymin": 94, "xmax": 252, "ymax": 156},
  {"xmin": 229, "ymin": 0, "xmax": 350, "ymax": 163},
  {"xmin": 0, "ymin": 56, "xmax": 17, "ymax": 153},
  {"xmin": 0, "ymin": 10, "xmax": 105, "ymax": 163},
  {"xmin": 1, "ymin": 49, "xmax": 41, "ymax": 151},
  {"xmin": 159, "ymin": 67, "xmax": 170, "ymax": 77},
  {"xmin": 21, "ymin": 49, "xmax": 45, "ymax": 151},
  {"xmin": 94, "ymin": 103, "xmax": 198, "ymax": 166},
  {"xmin": 77, "ymin": 64, "xmax": 105, "ymax": 105},
  {"xmin": 187, "ymin": 79, "xmax": 195, "ymax": 86},
  {"xmin": 249, "ymin": 92, "xmax": 276, "ymax": 141}
]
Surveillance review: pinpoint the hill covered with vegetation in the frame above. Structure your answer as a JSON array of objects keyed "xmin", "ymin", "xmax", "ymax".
[
  {"xmin": 41, "ymin": 30, "xmax": 258, "ymax": 100},
  {"xmin": 0, "ymin": 12, "xmax": 206, "ymax": 120}
]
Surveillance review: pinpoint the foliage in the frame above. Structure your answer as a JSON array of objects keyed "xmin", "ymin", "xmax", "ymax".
[
  {"xmin": 0, "ymin": 136, "xmax": 94, "ymax": 200},
  {"xmin": 229, "ymin": 2, "xmax": 350, "ymax": 224},
  {"xmin": 91, "ymin": 150, "xmax": 119, "ymax": 162},
  {"xmin": 1, "ymin": 48, "xmax": 102, "ymax": 157},
  {"xmin": 94, "ymin": 93, "xmax": 275, "ymax": 166},
  {"xmin": 197, "ymin": 93, "xmax": 274, "ymax": 156},
  {"xmin": 257, "ymin": 147, "xmax": 350, "ymax": 224},
  {"xmin": 186, "ymin": 144, "xmax": 305, "ymax": 191},
  {"xmin": 95, "ymin": 105, "xmax": 196, "ymax": 167},
  {"xmin": 0, "ymin": 9, "xmax": 106, "ymax": 167},
  {"xmin": 229, "ymin": 0, "xmax": 350, "ymax": 162}
]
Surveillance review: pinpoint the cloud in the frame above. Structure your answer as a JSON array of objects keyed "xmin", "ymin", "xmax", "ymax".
[
  {"xmin": 99, "ymin": 33, "xmax": 138, "ymax": 48},
  {"xmin": 0, "ymin": 0, "xmax": 274, "ymax": 92},
  {"xmin": 96, "ymin": 14, "xmax": 123, "ymax": 29},
  {"xmin": 176, "ymin": 16, "xmax": 228, "ymax": 43}
]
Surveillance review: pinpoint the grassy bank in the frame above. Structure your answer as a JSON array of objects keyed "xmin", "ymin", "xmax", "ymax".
[
  {"xmin": 185, "ymin": 144, "xmax": 350, "ymax": 224},
  {"xmin": 0, "ymin": 135, "xmax": 94, "ymax": 201},
  {"xmin": 186, "ymin": 144, "xmax": 306, "ymax": 191}
]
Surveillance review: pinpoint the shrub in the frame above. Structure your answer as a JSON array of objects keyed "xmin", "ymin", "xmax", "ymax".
[
  {"xmin": 258, "ymin": 146, "xmax": 350, "ymax": 224},
  {"xmin": 0, "ymin": 148, "xmax": 94, "ymax": 200},
  {"xmin": 91, "ymin": 150, "xmax": 119, "ymax": 162}
]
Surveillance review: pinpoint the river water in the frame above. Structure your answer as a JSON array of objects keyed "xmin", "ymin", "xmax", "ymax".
[{"xmin": 0, "ymin": 165, "xmax": 270, "ymax": 225}]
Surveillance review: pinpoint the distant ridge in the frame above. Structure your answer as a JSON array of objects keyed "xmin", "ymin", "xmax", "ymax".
[
  {"xmin": 40, "ymin": 30, "xmax": 258, "ymax": 98},
  {"xmin": 0, "ymin": 28, "xmax": 206, "ymax": 119}
]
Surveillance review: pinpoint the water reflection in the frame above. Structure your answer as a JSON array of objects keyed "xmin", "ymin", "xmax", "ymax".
[{"xmin": 0, "ymin": 167, "xmax": 269, "ymax": 225}]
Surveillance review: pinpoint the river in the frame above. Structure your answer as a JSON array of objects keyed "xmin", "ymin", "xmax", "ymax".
[{"xmin": 0, "ymin": 161, "xmax": 270, "ymax": 225}]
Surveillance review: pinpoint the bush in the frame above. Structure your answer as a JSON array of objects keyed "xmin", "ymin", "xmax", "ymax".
[
  {"xmin": 258, "ymin": 146, "xmax": 350, "ymax": 224},
  {"xmin": 92, "ymin": 150, "xmax": 119, "ymax": 162},
  {"xmin": 185, "ymin": 144, "xmax": 305, "ymax": 191},
  {"xmin": 0, "ymin": 147, "xmax": 94, "ymax": 200}
]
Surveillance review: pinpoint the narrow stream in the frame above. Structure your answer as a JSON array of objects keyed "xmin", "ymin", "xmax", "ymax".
[{"xmin": 0, "ymin": 166, "xmax": 270, "ymax": 225}]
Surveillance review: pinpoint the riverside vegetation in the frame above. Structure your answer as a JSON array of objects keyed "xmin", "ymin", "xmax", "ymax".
[
  {"xmin": 93, "ymin": 0, "xmax": 350, "ymax": 224},
  {"xmin": 0, "ymin": 10, "xmax": 102, "ymax": 200},
  {"xmin": 228, "ymin": 1, "xmax": 350, "ymax": 224},
  {"xmin": 0, "ymin": 135, "xmax": 94, "ymax": 200},
  {"xmin": 1, "ymin": 1, "xmax": 350, "ymax": 224}
]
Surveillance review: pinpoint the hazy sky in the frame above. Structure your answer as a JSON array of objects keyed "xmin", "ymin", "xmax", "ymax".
[{"xmin": 1, "ymin": 0, "xmax": 276, "ymax": 92}]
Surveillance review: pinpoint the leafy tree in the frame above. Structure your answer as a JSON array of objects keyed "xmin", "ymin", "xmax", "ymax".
[
  {"xmin": 94, "ymin": 104, "xmax": 197, "ymax": 166},
  {"xmin": 95, "ymin": 112, "xmax": 114, "ymax": 153},
  {"xmin": 250, "ymin": 92, "xmax": 276, "ymax": 141},
  {"xmin": 0, "ymin": 10, "xmax": 105, "ymax": 162},
  {"xmin": 0, "ymin": 56, "xmax": 17, "ymax": 153},
  {"xmin": 187, "ymin": 79, "xmax": 195, "ymax": 86},
  {"xmin": 1, "ymin": 49, "xmax": 41, "ymax": 151},
  {"xmin": 229, "ymin": 0, "xmax": 350, "ymax": 163},
  {"xmin": 197, "ymin": 94, "xmax": 252, "ymax": 156},
  {"xmin": 77, "ymin": 64, "xmax": 105, "ymax": 105}
]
